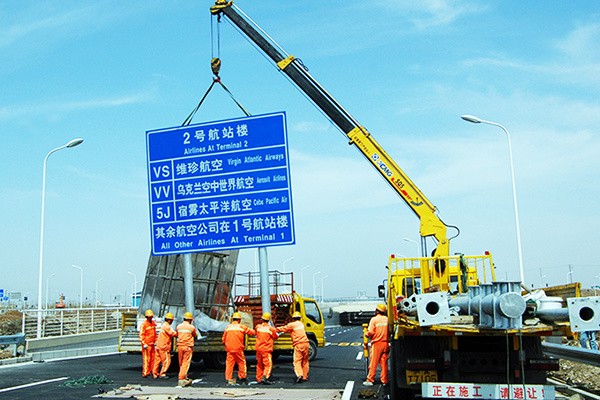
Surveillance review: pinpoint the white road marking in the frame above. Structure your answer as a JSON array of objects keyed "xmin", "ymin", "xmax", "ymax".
[
  {"xmin": 342, "ymin": 380, "xmax": 355, "ymax": 400},
  {"xmin": 0, "ymin": 377, "xmax": 69, "ymax": 393},
  {"xmin": 356, "ymin": 351, "xmax": 363, "ymax": 360}
]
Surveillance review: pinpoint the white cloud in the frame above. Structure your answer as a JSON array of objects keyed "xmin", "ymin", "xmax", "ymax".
[
  {"xmin": 379, "ymin": 0, "xmax": 482, "ymax": 29},
  {"xmin": 0, "ymin": 1, "xmax": 120, "ymax": 49},
  {"xmin": 0, "ymin": 91, "xmax": 155, "ymax": 121},
  {"xmin": 462, "ymin": 21, "xmax": 600, "ymax": 87},
  {"xmin": 555, "ymin": 22, "xmax": 600, "ymax": 61},
  {"xmin": 289, "ymin": 149, "xmax": 399, "ymax": 217}
]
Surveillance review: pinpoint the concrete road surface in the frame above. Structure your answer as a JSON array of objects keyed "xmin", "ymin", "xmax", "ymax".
[{"xmin": 0, "ymin": 326, "xmax": 389, "ymax": 399}]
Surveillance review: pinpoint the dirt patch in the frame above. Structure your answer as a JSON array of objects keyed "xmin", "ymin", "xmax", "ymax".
[
  {"xmin": 550, "ymin": 358, "xmax": 600, "ymax": 392},
  {"xmin": 0, "ymin": 310, "xmax": 22, "ymax": 336},
  {"xmin": 0, "ymin": 349, "xmax": 14, "ymax": 360}
]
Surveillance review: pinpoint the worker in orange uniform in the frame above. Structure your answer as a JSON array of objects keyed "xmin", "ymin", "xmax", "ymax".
[
  {"xmin": 363, "ymin": 303, "xmax": 389, "ymax": 386},
  {"xmin": 255, "ymin": 312, "xmax": 279, "ymax": 385},
  {"xmin": 153, "ymin": 312, "xmax": 177, "ymax": 379},
  {"xmin": 139, "ymin": 309, "xmax": 157, "ymax": 378},
  {"xmin": 176, "ymin": 312, "xmax": 198, "ymax": 387},
  {"xmin": 222, "ymin": 312, "xmax": 255, "ymax": 385},
  {"xmin": 277, "ymin": 311, "xmax": 310, "ymax": 383}
]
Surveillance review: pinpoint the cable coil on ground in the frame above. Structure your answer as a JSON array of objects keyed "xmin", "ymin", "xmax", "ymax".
[{"xmin": 62, "ymin": 374, "xmax": 113, "ymax": 388}]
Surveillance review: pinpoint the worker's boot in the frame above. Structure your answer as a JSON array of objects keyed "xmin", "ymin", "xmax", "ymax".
[
  {"xmin": 178, "ymin": 379, "xmax": 186, "ymax": 387},
  {"xmin": 261, "ymin": 376, "xmax": 273, "ymax": 385},
  {"xmin": 183, "ymin": 378, "xmax": 193, "ymax": 387},
  {"xmin": 227, "ymin": 379, "xmax": 239, "ymax": 386}
]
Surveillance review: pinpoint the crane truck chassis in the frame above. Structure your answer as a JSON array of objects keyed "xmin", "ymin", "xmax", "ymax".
[{"xmin": 209, "ymin": 2, "xmax": 600, "ymax": 399}]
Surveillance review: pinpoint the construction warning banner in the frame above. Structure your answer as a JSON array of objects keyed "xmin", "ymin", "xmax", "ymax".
[{"xmin": 421, "ymin": 383, "xmax": 555, "ymax": 400}]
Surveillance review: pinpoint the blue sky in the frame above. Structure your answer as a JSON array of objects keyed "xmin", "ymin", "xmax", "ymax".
[{"xmin": 2, "ymin": 1, "xmax": 600, "ymax": 306}]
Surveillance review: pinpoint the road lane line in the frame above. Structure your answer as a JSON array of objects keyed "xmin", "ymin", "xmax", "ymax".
[
  {"xmin": 342, "ymin": 380, "xmax": 354, "ymax": 400},
  {"xmin": 356, "ymin": 351, "xmax": 363, "ymax": 360},
  {"xmin": 0, "ymin": 377, "xmax": 69, "ymax": 393}
]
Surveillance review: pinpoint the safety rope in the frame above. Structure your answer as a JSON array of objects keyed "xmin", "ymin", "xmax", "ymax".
[{"xmin": 62, "ymin": 374, "xmax": 113, "ymax": 388}]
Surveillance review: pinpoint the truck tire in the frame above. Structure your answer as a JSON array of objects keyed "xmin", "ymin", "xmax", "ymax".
[
  {"xmin": 203, "ymin": 352, "xmax": 227, "ymax": 370},
  {"xmin": 390, "ymin": 341, "xmax": 398, "ymax": 400},
  {"xmin": 308, "ymin": 339, "xmax": 318, "ymax": 361}
]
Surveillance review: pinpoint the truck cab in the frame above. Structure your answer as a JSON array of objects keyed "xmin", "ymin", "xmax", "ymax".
[{"xmin": 119, "ymin": 269, "xmax": 325, "ymax": 369}]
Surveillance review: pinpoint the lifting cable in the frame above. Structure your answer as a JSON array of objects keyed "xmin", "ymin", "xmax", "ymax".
[{"xmin": 182, "ymin": 11, "xmax": 251, "ymax": 126}]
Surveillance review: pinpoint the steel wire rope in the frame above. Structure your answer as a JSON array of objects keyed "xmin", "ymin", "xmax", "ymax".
[
  {"xmin": 506, "ymin": 329, "xmax": 512, "ymax": 398},
  {"xmin": 501, "ymin": 330, "xmax": 529, "ymax": 400},
  {"xmin": 211, "ymin": 10, "xmax": 221, "ymax": 61},
  {"xmin": 518, "ymin": 330, "xmax": 527, "ymax": 399},
  {"xmin": 182, "ymin": 16, "xmax": 252, "ymax": 126}
]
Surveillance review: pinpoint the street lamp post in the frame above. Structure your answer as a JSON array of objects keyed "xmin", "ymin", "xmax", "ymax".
[
  {"xmin": 36, "ymin": 138, "xmax": 84, "ymax": 338},
  {"xmin": 312, "ymin": 271, "xmax": 321, "ymax": 299},
  {"xmin": 282, "ymin": 257, "xmax": 294, "ymax": 273},
  {"xmin": 403, "ymin": 238, "xmax": 421, "ymax": 257},
  {"xmin": 128, "ymin": 271, "xmax": 137, "ymax": 307},
  {"xmin": 95, "ymin": 277, "xmax": 104, "ymax": 307},
  {"xmin": 320, "ymin": 275, "xmax": 329, "ymax": 302},
  {"xmin": 300, "ymin": 265, "xmax": 310, "ymax": 297},
  {"xmin": 461, "ymin": 115, "xmax": 525, "ymax": 286},
  {"xmin": 45, "ymin": 273, "xmax": 55, "ymax": 310},
  {"xmin": 72, "ymin": 265, "xmax": 83, "ymax": 308}
]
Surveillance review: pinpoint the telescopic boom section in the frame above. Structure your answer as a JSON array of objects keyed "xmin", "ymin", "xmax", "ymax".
[{"xmin": 210, "ymin": 1, "xmax": 449, "ymax": 261}]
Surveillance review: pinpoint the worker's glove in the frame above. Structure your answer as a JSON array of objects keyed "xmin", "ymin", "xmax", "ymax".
[{"xmin": 143, "ymin": 344, "xmax": 148, "ymax": 349}]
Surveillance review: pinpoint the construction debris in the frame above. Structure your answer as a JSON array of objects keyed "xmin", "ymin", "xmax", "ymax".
[
  {"xmin": 94, "ymin": 386, "xmax": 343, "ymax": 399},
  {"xmin": 550, "ymin": 359, "xmax": 600, "ymax": 392}
]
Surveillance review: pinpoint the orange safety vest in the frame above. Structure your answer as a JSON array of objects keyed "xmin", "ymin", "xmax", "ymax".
[
  {"xmin": 277, "ymin": 320, "xmax": 309, "ymax": 346},
  {"xmin": 157, "ymin": 321, "xmax": 177, "ymax": 351},
  {"xmin": 255, "ymin": 322, "xmax": 278, "ymax": 353},
  {"xmin": 139, "ymin": 319, "xmax": 157, "ymax": 346},
  {"xmin": 176, "ymin": 321, "xmax": 197, "ymax": 348},
  {"xmin": 222, "ymin": 321, "xmax": 255, "ymax": 353},
  {"xmin": 367, "ymin": 314, "xmax": 388, "ymax": 343}
]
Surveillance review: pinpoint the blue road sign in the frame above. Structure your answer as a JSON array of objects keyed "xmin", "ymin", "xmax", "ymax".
[
  {"xmin": 146, "ymin": 112, "xmax": 295, "ymax": 255},
  {"xmin": 0, "ymin": 289, "xmax": 3, "ymax": 297}
]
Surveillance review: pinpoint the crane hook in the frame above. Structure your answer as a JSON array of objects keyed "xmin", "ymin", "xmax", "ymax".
[{"xmin": 211, "ymin": 58, "xmax": 221, "ymax": 77}]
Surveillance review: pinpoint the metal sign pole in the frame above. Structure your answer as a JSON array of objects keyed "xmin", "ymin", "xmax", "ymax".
[
  {"xmin": 258, "ymin": 247, "xmax": 271, "ymax": 316},
  {"xmin": 183, "ymin": 253, "xmax": 195, "ymax": 314}
]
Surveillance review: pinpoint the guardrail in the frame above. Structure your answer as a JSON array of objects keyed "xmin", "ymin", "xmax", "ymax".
[
  {"xmin": 21, "ymin": 307, "xmax": 137, "ymax": 339},
  {"xmin": 0, "ymin": 333, "xmax": 26, "ymax": 357},
  {"xmin": 542, "ymin": 341, "xmax": 600, "ymax": 367}
]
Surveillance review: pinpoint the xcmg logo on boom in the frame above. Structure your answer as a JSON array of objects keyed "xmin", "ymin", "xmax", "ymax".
[{"xmin": 370, "ymin": 153, "xmax": 393, "ymax": 177}]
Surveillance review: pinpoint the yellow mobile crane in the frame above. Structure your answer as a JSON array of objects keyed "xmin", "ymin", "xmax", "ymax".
[
  {"xmin": 211, "ymin": 1, "xmax": 453, "ymax": 292},
  {"xmin": 210, "ymin": 2, "xmax": 582, "ymax": 399}
]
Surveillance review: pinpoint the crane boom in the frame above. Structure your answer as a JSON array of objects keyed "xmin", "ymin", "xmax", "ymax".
[{"xmin": 210, "ymin": 1, "xmax": 450, "ymax": 266}]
